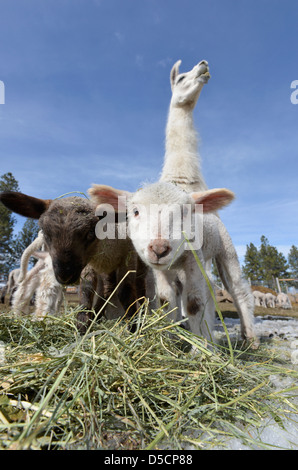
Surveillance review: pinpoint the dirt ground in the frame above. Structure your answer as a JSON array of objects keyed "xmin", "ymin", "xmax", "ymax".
[
  {"xmin": 1, "ymin": 295, "xmax": 298, "ymax": 320},
  {"xmin": 218, "ymin": 301, "xmax": 298, "ymax": 319}
]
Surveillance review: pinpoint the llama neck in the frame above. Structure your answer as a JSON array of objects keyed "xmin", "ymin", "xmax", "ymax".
[{"xmin": 161, "ymin": 105, "xmax": 208, "ymax": 191}]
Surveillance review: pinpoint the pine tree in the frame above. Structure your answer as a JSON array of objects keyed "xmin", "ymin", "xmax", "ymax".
[
  {"xmin": 0, "ymin": 172, "xmax": 20, "ymax": 276},
  {"xmin": 259, "ymin": 235, "xmax": 289, "ymax": 286},
  {"xmin": 288, "ymin": 245, "xmax": 298, "ymax": 282},
  {"xmin": 242, "ymin": 242, "xmax": 262, "ymax": 283},
  {"xmin": 242, "ymin": 236, "xmax": 290, "ymax": 288},
  {"xmin": 10, "ymin": 219, "xmax": 39, "ymax": 268}
]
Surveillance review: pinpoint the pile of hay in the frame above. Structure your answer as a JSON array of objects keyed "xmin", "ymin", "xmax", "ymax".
[
  {"xmin": 0, "ymin": 302, "xmax": 298, "ymax": 450},
  {"xmin": 251, "ymin": 285, "xmax": 278, "ymax": 295}
]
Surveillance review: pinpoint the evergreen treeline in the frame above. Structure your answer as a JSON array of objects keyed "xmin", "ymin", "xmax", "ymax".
[
  {"xmin": 0, "ymin": 172, "xmax": 39, "ymax": 278},
  {"xmin": 242, "ymin": 236, "xmax": 297, "ymax": 289}
]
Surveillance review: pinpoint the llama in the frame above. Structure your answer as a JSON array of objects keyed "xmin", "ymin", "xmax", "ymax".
[
  {"xmin": 160, "ymin": 59, "xmax": 210, "ymax": 192},
  {"xmin": 160, "ymin": 59, "xmax": 257, "ymax": 344},
  {"xmin": 0, "ymin": 191, "xmax": 147, "ymax": 332},
  {"xmin": 88, "ymin": 182, "xmax": 259, "ymax": 348}
]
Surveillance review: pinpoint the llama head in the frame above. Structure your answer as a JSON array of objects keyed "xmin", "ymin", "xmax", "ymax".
[
  {"xmin": 170, "ymin": 59, "xmax": 210, "ymax": 109},
  {"xmin": 89, "ymin": 182, "xmax": 234, "ymax": 271},
  {"xmin": 0, "ymin": 192, "xmax": 99, "ymax": 285}
]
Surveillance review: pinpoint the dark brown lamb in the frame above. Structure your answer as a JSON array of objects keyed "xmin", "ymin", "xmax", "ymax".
[{"xmin": 0, "ymin": 191, "xmax": 147, "ymax": 333}]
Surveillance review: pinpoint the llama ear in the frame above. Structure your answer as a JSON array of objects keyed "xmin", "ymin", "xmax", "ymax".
[
  {"xmin": 191, "ymin": 188, "xmax": 235, "ymax": 213},
  {"xmin": 88, "ymin": 184, "xmax": 130, "ymax": 212},
  {"xmin": 0, "ymin": 191, "xmax": 52, "ymax": 219},
  {"xmin": 170, "ymin": 60, "xmax": 181, "ymax": 89}
]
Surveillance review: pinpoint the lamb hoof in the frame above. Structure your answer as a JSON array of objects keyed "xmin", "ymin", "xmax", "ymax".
[
  {"xmin": 246, "ymin": 336, "xmax": 260, "ymax": 350},
  {"xmin": 32, "ymin": 316, "xmax": 45, "ymax": 322}
]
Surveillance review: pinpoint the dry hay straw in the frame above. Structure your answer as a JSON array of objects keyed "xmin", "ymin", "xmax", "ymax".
[{"xmin": 0, "ymin": 294, "xmax": 298, "ymax": 451}]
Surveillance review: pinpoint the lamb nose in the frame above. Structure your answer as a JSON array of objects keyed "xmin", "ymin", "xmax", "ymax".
[{"xmin": 149, "ymin": 240, "xmax": 171, "ymax": 259}]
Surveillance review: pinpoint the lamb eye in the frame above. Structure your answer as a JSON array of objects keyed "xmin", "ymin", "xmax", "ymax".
[{"xmin": 133, "ymin": 208, "xmax": 139, "ymax": 217}]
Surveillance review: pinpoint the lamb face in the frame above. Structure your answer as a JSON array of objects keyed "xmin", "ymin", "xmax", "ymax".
[
  {"xmin": 0, "ymin": 191, "xmax": 99, "ymax": 285},
  {"xmin": 126, "ymin": 183, "xmax": 195, "ymax": 271},
  {"xmin": 89, "ymin": 181, "xmax": 234, "ymax": 272},
  {"xmin": 125, "ymin": 182, "xmax": 235, "ymax": 272},
  {"xmin": 170, "ymin": 59, "xmax": 210, "ymax": 108},
  {"xmin": 38, "ymin": 198, "xmax": 99, "ymax": 285},
  {"xmin": 89, "ymin": 182, "xmax": 234, "ymax": 272}
]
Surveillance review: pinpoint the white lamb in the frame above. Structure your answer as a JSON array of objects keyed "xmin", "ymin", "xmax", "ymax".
[
  {"xmin": 12, "ymin": 231, "xmax": 45, "ymax": 315},
  {"xmin": 276, "ymin": 292, "xmax": 292, "ymax": 310},
  {"xmin": 88, "ymin": 182, "xmax": 259, "ymax": 348},
  {"xmin": 12, "ymin": 257, "xmax": 48, "ymax": 316},
  {"xmin": 265, "ymin": 292, "xmax": 276, "ymax": 308},
  {"xmin": 5, "ymin": 268, "xmax": 21, "ymax": 304},
  {"xmin": 17, "ymin": 230, "xmax": 45, "ymax": 283},
  {"xmin": 33, "ymin": 251, "xmax": 64, "ymax": 319},
  {"xmin": 12, "ymin": 233, "xmax": 64, "ymax": 319},
  {"xmin": 253, "ymin": 290, "xmax": 267, "ymax": 307}
]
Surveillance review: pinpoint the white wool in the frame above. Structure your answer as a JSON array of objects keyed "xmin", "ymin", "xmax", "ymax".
[
  {"xmin": 12, "ymin": 233, "xmax": 63, "ymax": 319},
  {"xmin": 125, "ymin": 181, "xmax": 257, "ymax": 347}
]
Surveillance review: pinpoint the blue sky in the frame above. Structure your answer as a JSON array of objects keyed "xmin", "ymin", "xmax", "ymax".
[{"xmin": 0, "ymin": 0, "xmax": 297, "ymax": 264}]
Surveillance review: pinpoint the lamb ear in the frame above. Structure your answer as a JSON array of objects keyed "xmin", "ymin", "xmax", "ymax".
[
  {"xmin": 170, "ymin": 60, "xmax": 181, "ymax": 89},
  {"xmin": 0, "ymin": 191, "xmax": 52, "ymax": 219},
  {"xmin": 191, "ymin": 188, "xmax": 235, "ymax": 213},
  {"xmin": 88, "ymin": 184, "xmax": 130, "ymax": 212}
]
